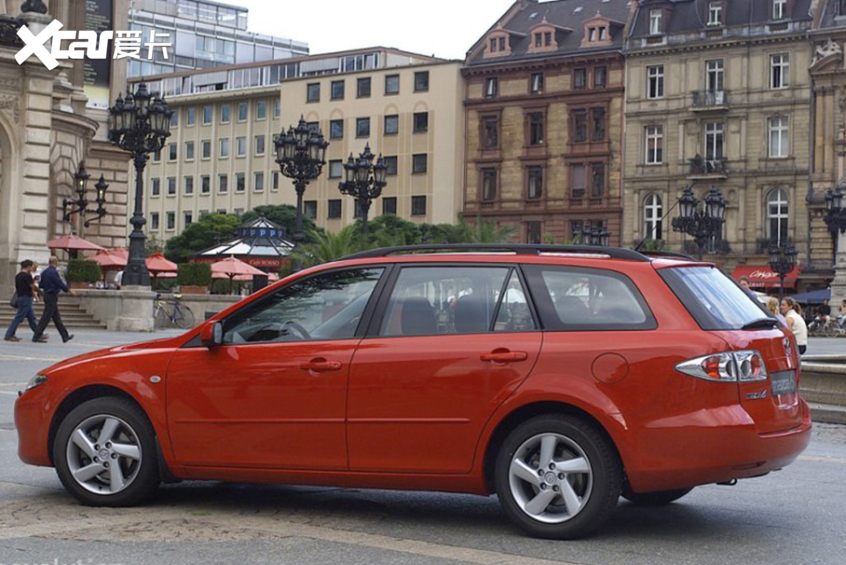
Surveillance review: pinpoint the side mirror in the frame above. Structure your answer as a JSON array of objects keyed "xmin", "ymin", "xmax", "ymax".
[{"xmin": 200, "ymin": 321, "xmax": 224, "ymax": 347}]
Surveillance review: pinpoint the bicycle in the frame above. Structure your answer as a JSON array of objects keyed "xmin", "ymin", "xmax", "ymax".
[
  {"xmin": 809, "ymin": 317, "xmax": 845, "ymax": 338},
  {"xmin": 153, "ymin": 293, "xmax": 196, "ymax": 330}
]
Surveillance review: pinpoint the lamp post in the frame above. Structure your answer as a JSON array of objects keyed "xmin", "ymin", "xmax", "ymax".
[
  {"xmin": 274, "ymin": 117, "xmax": 329, "ymax": 245},
  {"xmin": 768, "ymin": 244, "xmax": 797, "ymax": 300},
  {"xmin": 824, "ymin": 181, "xmax": 846, "ymax": 307},
  {"xmin": 62, "ymin": 162, "xmax": 109, "ymax": 229},
  {"xmin": 671, "ymin": 185, "xmax": 727, "ymax": 261},
  {"xmin": 107, "ymin": 82, "xmax": 172, "ymax": 287},
  {"xmin": 339, "ymin": 143, "xmax": 387, "ymax": 240},
  {"xmin": 578, "ymin": 224, "xmax": 610, "ymax": 247}
]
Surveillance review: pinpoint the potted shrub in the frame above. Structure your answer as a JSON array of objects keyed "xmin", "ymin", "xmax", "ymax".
[
  {"xmin": 177, "ymin": 262, "xmax": 212, "ymax": 295},
  {"xmin": 65, "ymin": 259, "xmax": 101, "ymax": 290}
]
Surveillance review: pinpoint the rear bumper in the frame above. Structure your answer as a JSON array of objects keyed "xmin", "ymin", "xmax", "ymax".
[
  {"xmin": 625, "ymin": 399, "xmax": 812, "ymax": 493},
  {"xmin": 15, "ymin": 386, "xmax": 53, "ymax": 467}
]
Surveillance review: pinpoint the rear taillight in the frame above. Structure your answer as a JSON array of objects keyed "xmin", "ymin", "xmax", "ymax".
[{"xmin": 676, "ymin": 351, "xmax": 768, "ymax": 383}]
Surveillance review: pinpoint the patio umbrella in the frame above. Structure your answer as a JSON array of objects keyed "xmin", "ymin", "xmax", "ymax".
[
  {"xmin": 233, "ymin": 272, "xmax": 279, "ymax": 282},
  {"xmin": 47, "ymin": 234, "xmax": 105, "ymax": 259},
  {"xmin": 146, "ymin": 251, "xmax": 177, "ymax": 276},
  {"xmin": 91, "ymin": 249, "xmax": 127, "ymax": 270},
  {"xmin": 211, "ymin": 257, "xmax": 265, "ymax": 294}
]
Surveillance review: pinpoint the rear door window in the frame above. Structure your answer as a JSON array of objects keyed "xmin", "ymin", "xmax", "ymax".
[
  {"xmin": 523, "ymin": 265, "xmax": 656, "ymax": 331},
  {"xmin": 660, "ymin": 266, "xmax": 770, "ymax": 331}
]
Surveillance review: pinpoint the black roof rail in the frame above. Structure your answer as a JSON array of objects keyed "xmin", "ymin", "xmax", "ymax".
[
  {"xmin": 341, "ymin": 244, "xmax": 652, "ymax": 262},
  {"xmin": 639, "ymin": 250, "xmax": 698, "ymax": 261}
]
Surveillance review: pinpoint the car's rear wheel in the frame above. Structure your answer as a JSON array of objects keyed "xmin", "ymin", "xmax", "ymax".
[
  {"xmin": 54, "ymin": 397, "xmax": 160, "ymax": 506},
  {"xmin": 494, "ymin": 414, "xmax": 622, "ymax": 539},
  {"xmin": 621, "ymin": 485, "xmax": 693, "ymax": 506}
]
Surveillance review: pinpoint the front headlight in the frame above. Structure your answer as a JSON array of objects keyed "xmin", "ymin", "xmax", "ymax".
[{"xmin": 25, "ymin": 374, "xmax": 48, "ymax": 392}]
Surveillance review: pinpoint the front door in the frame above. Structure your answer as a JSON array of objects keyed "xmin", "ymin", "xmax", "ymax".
[
  {"xmin": 166, "ymin": 267, "xmax": 386, "ymax": 470},
  {"xmin": 347, "ymin": 264, "xmax": 542, "ymax": 474}
]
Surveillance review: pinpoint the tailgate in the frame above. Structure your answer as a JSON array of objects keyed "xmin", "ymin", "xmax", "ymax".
[{"xmin": 715, "ymin": 329, "xmax": 803, "ymax": 434}]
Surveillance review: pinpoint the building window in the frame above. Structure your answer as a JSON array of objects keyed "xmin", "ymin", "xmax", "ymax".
[
  {"xmin": 649, "ymin": 9, "xmax": 663, "ymax": 34},
  {"xmin": 415, "ymin": 71, "xmax": 430, "ymax": 92},
  {"xmin": 643, "ymin": 193, "xmax": 663, "ymax": 240},
  {"xmin": 485, "ymin": 77, "xmax": 498, "ymax": 98},
  {"xmin": 167, "ymin": 177, "xmax": 176, "ymax": 195},
  {"xmin": 357, "ymin": 77, "xmax": 371, "ymax": 98},
  {"xmin": 526, "ymin": 221, "xmax": 542, "ymax": 245},
  {"xmin": 166, "ymin": 212, "xmax": 175, "ymax": 231},
  {"xmin": 329, "ymin": 160, "xmax": 343, "ymax": 178},
  {"xmin": 573, "ymin": 110, "xmax": 587, "ymax": 143},
  {"xmin": 527, "ymin": 166, "xmax": 543, "ymax": 200},
  {"xmin": 645, "ymin": 126, "xmax": 663, "ymax": 164},
  {"xmin": 236, "ymin": 173, "xmax": 245, "ymax": 193},
  {"xmin": 170, "ymin": 111, "xmax": 178, "ymax": 128},
  {"xmin": 384, "ymin": 114, "xmax": 399, "ymax": 135},
  {"xmin": 592, "ymin": 108, "xmax": 606, "ymax": 142},
  {"xmin": 773, "ymin": 0, "xmax": 787, "ymax": 20},
  {"xmin": 771, "ymin": 54, "xmax": 789, "ymax": 89},
  {"xmin": 153, "ymin": 150, "xmax": 161, "ymax": 163},
  {"xmin": 411, "ymin": 195, "xmax": 427, "ymax": 216},
  {"xmin": 481, "ymin": 168, "xmax": 497, "ymax": 201},
  {"xmin": 331, "ymin": 80, "xmax": 345, "ymax": 100},
  {"xmin": 202, "ymin": 140, "xmax": 211, "ymax": 160},
  {"xmin": 237, "ymin": 102, "xmax": 248, "ymax": 122},
  {"xmin": 574, "ymin": 68, "xmax": 587, "ymax": 89},
  {"xmin": 705, "ymin": 122, "xmax": 725, "ymax": 161},
  {"xmin": 528, "ymin": 113, "xmax": 545, "ymax": 145},
  {"xmin": 328, "ymin": 199, "xmax": 342, "ymax": 219},
  {"xmin": 201, "ymin": 175, "xmax": 210, "ymax": 194},
  {"xmin": 184, "ymin": 176, "xmax": 194, "ymax": 195},
  {"xmin": 594, "ymin": 66, "xmax": 607, "ymax": 88},
  {"xmin": 256, "ymin": 100, "xmax": 266, "ymax": 120},
  {"xmin": 647, "ymin": 65, "xmax": 664, "ymax": 99},
  {"xmin": 590, "ymin": 163, "xmax": 605, "ymax": 198},
  {"xmin": 255, "ymin": 135, "xmax": 265, "ymax": 156},
  {"xmin": 168, "ymin": 143, "xmax": 177, "ymax": 161},
  {"xmin": 150, "ymin": 212, "xmax": 159, "ymax": 230},
  {"xmin": 708, "ymin": 2, "xmax": 722, "ymax": 26},
  {"xmin": 273, "ymin": 98, "xmax": 280, "ymax": 118},
  {"xmin": 706, "ymin": 59, "xmax": 724, "ymax": 92},
  {"xmin": 307, "ymin": 83, "xmax": 320, "ymax": 102},
  {"xmin": 185, "ymin": 141, "xmax": 194, "ymax": 161},
  {"xmin": 413, "ymin": 112, "xmax": 429, "ymax": 133},
  {"xmin": 304, "ymin": 200, "xmax": 317, "ymax": 219},
  {"xmin": 203, "ymin": 106, "xmax": 212, "ymax": 125},
  {"xmin": 384, "ymin": 156, "xmax": 398, "ymax": 175},
  {"xmin": 571, "ymin": 164, "xmax": 586, "ymax": 198},
  {"xmin": 254, "ymin": 172, "xmax": 264, "ymax": 192},
  {"xmin": 769, "ymin": 116, "xmax": 789, "ymax": 158},
  {"xmin": 184, "ymin": 211, "xmax": 193, "ymax": 227},
  {"xmin": 531, "ymin": 72, "xmax": 544, "ymax": 94},
  {"xmin": 412, "ymin": 154, "xmax": 428, "ymax": 174},
  {"xmin": 272, "ymin": 172, "xmax": 279, "ymax": 190},
  {"xmin": 385, "ymin": 74, "xmax": 400, "ymax": 95},
  {"xmin": 151, "ymin": 178, "xmax": 160, "ymax": 196},
  {"xmin": 382, "ymin": 197, "xmax": 397, "ymax": 215},
  {"xmin": 220, "ymin": 138, "xmax": 230, "ymax": 158},
  {"xmin": 186, "ymin": 108, "xmax": 196, "ymax": 126},
  {"xmin": 330, "ymin": 119, "xmax": 344, "ymax": 139},
  {"xmin": 356, "ymin": 117, "xmax": 370, "ymax": 138},
  {"xmin": 306, "ymin": 121, "xmax": 320, "ymax": 134},
  {"xmin": 767, "ymin": 188, "xmax": 789, "ymax": 245},
  {"xmin": 219, "ymin": 174, "xmax": 228, "ymax": 194},
  {"xmin": 236, "ymin": 136, "xmax": 247, "ymax": 158},
  {"xmin": 482, "ymin": 116, "xmax": 499, "ymax": 149},
  {"xmin": 220, "ymin": 104, "xmax": 230, "ymax": 124}
]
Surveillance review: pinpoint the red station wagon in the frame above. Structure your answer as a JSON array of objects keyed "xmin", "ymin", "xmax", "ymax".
[{"xmin": 15, "ymin": 245, "xmax": 811, "ymax": 539}]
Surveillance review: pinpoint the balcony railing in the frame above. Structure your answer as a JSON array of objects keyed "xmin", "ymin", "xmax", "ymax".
[
  {"xmin": 0, "ymin": 15, "xmax": 23, "ymax": 48},
  {"xmin": 689, "ymin": 158, "xmax": 728, "ymax": 177},
  {"xmin": 692, "ymin": 90, "xmax": 729, "ymax": 109}
]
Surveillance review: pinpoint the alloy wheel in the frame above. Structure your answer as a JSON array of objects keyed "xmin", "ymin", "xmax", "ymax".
[{"xmin": 65, "ymin": 415, "xmax": 143, "ymax": 495}]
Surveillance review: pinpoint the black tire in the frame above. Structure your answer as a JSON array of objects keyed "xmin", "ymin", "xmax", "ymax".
[
  {"xmin": 174, "ymin": 306, "xmax": 195, "ymax": 330},
  {"xmin": 621, "ymin": 485, "xmax": 693, "ymax": 506},
  {"xmin": 494, "ymin": 414, "xmax": 622, "ymax": 540},
  {"xmin": 53, "ymin": 397, "xmax": 160, "ymax": 507}
]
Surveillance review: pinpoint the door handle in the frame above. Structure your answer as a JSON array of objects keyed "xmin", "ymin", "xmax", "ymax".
[
  {"xmin": 300, "ymin": 358, "xmax": 343, "ymax": 373},
  {"xmin": 481, "ymin": 350, "xmax": 529, "ymax": 364}
]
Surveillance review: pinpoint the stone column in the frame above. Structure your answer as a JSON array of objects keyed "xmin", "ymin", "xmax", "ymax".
[{"xmin": 832, "ymin": 230, "xmax": 846, "ymax": 308}]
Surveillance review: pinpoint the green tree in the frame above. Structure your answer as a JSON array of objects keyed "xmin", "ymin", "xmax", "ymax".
[
  {"xmin": 355, "ymin": 214, "xmax": 423, "ymax": 247},
  {"xmin": 288, "ymin": 225, "xmax": 367, "ymax": 268},
  {"xmin": 164, "ymin": 213, "xmax": 241, "ymax": 263},
  {"xmin": 429, "ymin": 217, "xmax": 516, "ymax": 244},
  {"xmin": 241, "ymin": 205, "xmax": 320, "ymax": 242},
  {"xmin": 145, "ymin": 233, "xmax": 164, "ymax": 256}
]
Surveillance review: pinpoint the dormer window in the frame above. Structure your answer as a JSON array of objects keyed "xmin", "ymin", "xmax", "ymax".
[
  {"xmin": 484, "ymin": 28, "xmax": 512, "ymax": 58},
  {"xmin": 649, "ymin": 10, "xmax": 662, "ymax": 35},
  {"xmin": 581, "ymin": 14, "xmax": 612, "ymax": 48},
  {"xmin": 528, "ymin": 19, "xmax": 559, "ymax": 54},
  {"xmin": 773, "ymin": 0, "xmax": 786, "ymax": 20},
  {"xmin": 589, "ymin": 27, "xmax": 597, "ymax": 41},
  {"xmin": 708, "ymin": 2, "xmax": 722, "ymax": 26}
]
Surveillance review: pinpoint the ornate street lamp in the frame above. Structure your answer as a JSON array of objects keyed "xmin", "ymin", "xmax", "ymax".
[
  {"xmin": 85, "ymin": 176, "xmax": 110, "ymax": 228},
  {"xmin": 671, "ymin": 185, "xmax": 727, "ymax": 260},
  {"xmin": 825, "ymin": 184, "xmax": 846, "ymax": 234},
  {"xmin": 825, "ymin": 180, "xmax": 846, "ymax": 308},
  {"xmin": 339, "ymin": 143, "xmax": 388, "ymax": 239},
  {"xmin": 769, "ymin": 243, "xmax": 797, "ymax": 299},
  {"xmin": 108, "ymin": 82, "xmax": 172, "ymax": 287},
  {"xmin": 62, "ymin": 162, "xmax": 109, "ymax": 228},
  {"xmin": 274, "ymin": 117, "xmax": 329, "ymax": 245}
]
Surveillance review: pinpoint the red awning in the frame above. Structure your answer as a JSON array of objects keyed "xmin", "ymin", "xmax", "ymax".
[{"xmin": 731, "ymin": 266, "xmax": 801, "ymax": 289}]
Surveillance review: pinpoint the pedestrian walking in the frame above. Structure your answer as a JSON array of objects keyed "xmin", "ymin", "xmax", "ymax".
[
  {"xmin": 32, "ymin": 256, "xmax": 74, "ymax": 344},
  {"xmin": 781, "ymin": 297, "xmax": 808, "ymax": 356},
  {"xmin": 4, "ymin": 260, "xmax": 41, "ymax": 343}
]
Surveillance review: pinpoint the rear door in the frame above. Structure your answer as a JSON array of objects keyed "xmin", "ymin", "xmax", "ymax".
[{"xmin": 346, "ymin": 264, "xmax": 542, "ymax": 474}]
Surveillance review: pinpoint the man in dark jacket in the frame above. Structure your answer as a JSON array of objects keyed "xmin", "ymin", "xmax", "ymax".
[
  {"xmin": 32, "ymin": 256, "xmax": 74, "ymax": 344},
  {"xmin": 4, "ymin": 260, "xmax": 40, "ymax": 342}
]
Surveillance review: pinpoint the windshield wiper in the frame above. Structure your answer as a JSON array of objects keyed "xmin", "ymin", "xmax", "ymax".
[{"xmin": 741, "ymin": 318, "xmax": 779, "ymax": 330}]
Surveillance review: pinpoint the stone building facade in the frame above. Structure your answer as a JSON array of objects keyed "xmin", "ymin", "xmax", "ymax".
[
  {"xmin": 462, "ymin": 0, "xmax": 631, "ymax": 245},
  {"xmin": 623, "ymin": 0, "xmax": 816, "ymax": 288}
]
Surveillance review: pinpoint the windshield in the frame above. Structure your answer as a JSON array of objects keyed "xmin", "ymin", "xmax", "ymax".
[{"xmin": 660, "ymin": 266, "xmax": 771, "ymax": 331}]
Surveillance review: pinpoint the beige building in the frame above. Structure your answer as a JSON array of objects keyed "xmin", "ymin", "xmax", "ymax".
[
  {"xmin": 623, "ymin": 0, "xmax": 817, "ymax": 288},
  {"xmin": 135, "ymin": 48, "xmax": 464, "ymax": 240}
]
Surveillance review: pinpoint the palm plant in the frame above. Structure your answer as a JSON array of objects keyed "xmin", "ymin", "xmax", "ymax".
[
  {"xmin": 436, "ymin": 217, "xmax": 516, "ymax": 244},
  {"xmin": 286, "ymin": 225, "xmax": 367, "ymax": 269}
]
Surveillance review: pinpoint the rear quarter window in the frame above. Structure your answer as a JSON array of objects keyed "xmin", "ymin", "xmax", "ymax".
[{"xmin": 523, "ymin": 265, "xmax": 656, "ymax": 331}]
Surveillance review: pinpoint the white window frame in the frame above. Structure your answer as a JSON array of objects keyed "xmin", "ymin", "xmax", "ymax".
[
  {"xmin": 649, "ymin": 10, "xmax": 662, "ymax": 35},
  {"xmin": 645, "ymin": 125, "xmax": 664, "ymax": 165},
  {"xmin": 773, "ymin": 0, "xmax": 786, "ymax": 20},
  {"xmin": 708, "ymin": 2, "xmax": 722, "ymax": 26},
  {"xmin": 705, "ymin": 122, "xmax": 725, "ymax": 161},
  {"xmin": 769, "ymin": 116, "xmax": 789, "ymax": 159},
  {"xmin": 647, "ymin": 65, "xmax": 664, "ymax": 99},
  {"xmin": 706, "ymin": 59, "xmax": 725, "ymax": 93},
  {"xmin": 770, "ymin": 53, "xmax": 789, "ymax": 90},
  {"xmin": 767, "ymin": 188, "xmax": 789, "ymax": 245},
  {"xmin": 643, "ymin": 193, "xmax": 664, "ymax": 240}
]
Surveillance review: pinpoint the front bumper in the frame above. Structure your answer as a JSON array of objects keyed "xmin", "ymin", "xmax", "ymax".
[
  {"xmin": 15, "ymin": 385, "xmax": 53, "ymax": 467},
  {"xmin": 625, "ymin": 399, "xmax": 812, "ymax": 493}
]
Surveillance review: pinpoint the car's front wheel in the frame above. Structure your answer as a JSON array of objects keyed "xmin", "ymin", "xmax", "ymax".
[
  {"xmin": 494, "ymin": 414, "xmax": 622, "ymax": 539},
  {"xmin": 54, "ymin": 397, "xmax": 160, "ymax": 506}
]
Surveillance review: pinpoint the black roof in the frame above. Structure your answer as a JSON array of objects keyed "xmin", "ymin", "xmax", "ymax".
[
  {"xmin": 467, "ymin": 0, "xmax": 631, "ymax": 66},
  {"xmin": 817, "ymin": 0, "xmax": 846, "ymax": 30}
]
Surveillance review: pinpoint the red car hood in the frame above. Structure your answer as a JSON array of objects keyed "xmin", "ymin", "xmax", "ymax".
[{"xmin": 40, "ymin": 334, "xmax": 189, "ymax": 376}]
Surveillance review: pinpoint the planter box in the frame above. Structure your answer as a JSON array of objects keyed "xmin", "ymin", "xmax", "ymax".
[
  {"xmin": 180, "ymin": 285, "xmax": 208, "ymax": 295},
  {"xmin": 69, "ymin": 281, "xmax": 91, "ymax": 290}
]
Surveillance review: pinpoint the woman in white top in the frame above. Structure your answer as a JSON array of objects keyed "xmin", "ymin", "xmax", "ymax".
[{"xmin": 780, "ymin": 297, "xmax": 808, "ymax": 355}]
